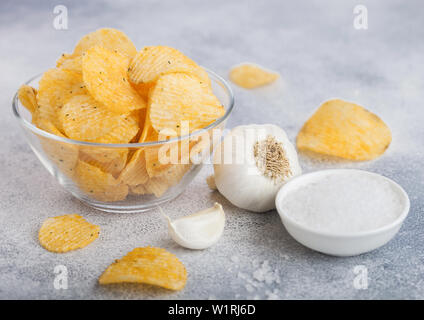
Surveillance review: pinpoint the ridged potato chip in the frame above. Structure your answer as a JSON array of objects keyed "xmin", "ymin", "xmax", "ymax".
[
  {"xmin": 39, "ymin": 214, "xmax": 100, "ymax": 253},
  {"xmin": 57, "ymin": 55, "xmax": 82, "ymax": 74},
  {"xmin": 82, "ymin": 46, "xmax": 146, "ymax": 114},
  {"xmin": 149, "ymin": 73, "xmax": 225, "ymax": 135},
  {"xmin": 144, "ymin": 164, "xmax": 191, "ymax": 197},
  {"xmin": 130, "ymin": 184, "xmax": 147, "ymax": 195},
  {"xmin": 128, "ymin": 46, "xmax": 209, "ymax": 85},
  {"xmin": 119, "ymin": 149, "xmax": 149, "ymax": 186},
  {"xmin": 229, "ymin": 63, "xmax": 279, "ymax": 89},
  {"xmin": 74, "ymin": 160, "xmax": 128, "ymax": 202},
  {"xmin": 132, "ymin": 82, "xmax": 155, "ymax": 100},
  {"xmin": 297, "ymin": 99, "xmax": 392, "ymax": 161},
  {"xmin": 60, "ymin": 95, "xmax": 138, "ymax": 142},
  {"xmin": 73, "ymin": 28, "xmax": 137, "ymax": 58},
  {"xmin": 99, "ymin": 247, "xmax": 187, "ymax": 290},
  {"xmin": 79, "ymin": 148, "xmax": 128, "ymax": 177},
  {"xmin": 36, "ymin": 68, "xmax": 86, "ymax": 131},
  {"xmin": 18, "ymin": 85, "xmax": 38, "ymax": 114},
  {"xmin": 36, "ymin": 119, "xmax": 78, "ymax": 177}
]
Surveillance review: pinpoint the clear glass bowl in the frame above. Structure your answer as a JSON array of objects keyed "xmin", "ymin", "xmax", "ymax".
[{"xmin": 12, "ymin": 69, "xmax": 234, "ymax": 213}]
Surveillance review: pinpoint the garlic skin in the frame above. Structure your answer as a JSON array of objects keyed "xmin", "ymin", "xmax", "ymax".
[
  {"xmin": 166, "ymin": 203, "xmax": 225, "ymax": 250},
  {"xmin": 213, "ymin": 124, "xmax": 302, "ymax": 212}
]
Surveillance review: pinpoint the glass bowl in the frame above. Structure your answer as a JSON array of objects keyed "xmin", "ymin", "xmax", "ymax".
[{"xmin": 12, "ymin": 69, "xmax": 234, "ymax": 213}]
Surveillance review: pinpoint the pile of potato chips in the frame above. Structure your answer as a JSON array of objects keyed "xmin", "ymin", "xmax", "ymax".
[{"xmin": 18, "ymin": 28, "xmax": 225, "ymax": 202}]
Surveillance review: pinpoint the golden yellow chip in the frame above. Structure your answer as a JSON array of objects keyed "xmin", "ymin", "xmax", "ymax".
[
  {"xmin": 59, "ymin": 95, "xmax": 138, "ymax": 142},
  {"xmin": 99, "ymin": 247, "xmax": 187, "ymax": 290},
  {"xmin": 297, "ymin": 99, "xmax": 392, "ymax": 161},
  {"xmin": 132, "ymin": 82, "xmax": 155, "ymax": 100},
  {"xmin": 229, "ymin": 63, "xmax": 279, "ymax": 89},
  {"xmin": 82, "ymin": 46, "xmax": 146, "ymax": 114},
  {"xmin": 74, "ymin": 160, "xmax": 128, "ymax": 202},
  {"xmin": 143, "ymin": 164, "xmax": 190, "ymax": 197},
  {"xmin": 57, "ymin": 55, "xmax": 82, "ymax": 74},
  {"xmin": 128, "ymin": 46, "xmax": 210, "ymax": 85},
  {"xmin": 36, "ymin": 119, "xmax": 78, "ymax": 177},
  {"xmin": 36, "ymin": 68, "xmax": 86, "ymax": 131},
  {"xmin": 119, "ymin": 149, "xmax": 149, "ymax": 186},
  {"xmin": 130, "ymin": 184, "xmax": 147, "ymax": 195},
  {"xmin": 144, "ymin": 145, "xmax": 174, "ymax": 178},
  {"xmin": 149, "ymin": 73, "xmax": 225, "ymax": 135},
  {"xmin": 79, "ymin": 148, "xmax": 128, "ymax": 178},
  {"xmin": 18, "ymin": 85, "xmax": 38, "ymax": 114},
  {"xmin": 72, "ymin": 28, "xmax": 137, "ymax": 58},
  {"xmin": 39, "ymin": 214, "xmax": 100, "ymax": 253}
]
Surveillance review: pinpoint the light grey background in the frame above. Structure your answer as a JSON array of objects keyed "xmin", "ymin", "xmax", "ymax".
[{"xmin": 1, "ymin": 0, "xmax": 423, "ymax": 299}]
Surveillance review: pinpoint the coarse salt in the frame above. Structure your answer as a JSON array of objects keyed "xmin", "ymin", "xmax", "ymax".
[{"xmin": 280, "ymin": 171, "xmax": 404, "ymax": 234}]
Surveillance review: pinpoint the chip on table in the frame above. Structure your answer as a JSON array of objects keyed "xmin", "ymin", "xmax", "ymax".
[
  {"xmin": 99, "ymin": 247, "xmax": 187, "ymax": 291},
  {"xmin": 38, "ymin": 214, "xmax": 100, "ymax": 253}
]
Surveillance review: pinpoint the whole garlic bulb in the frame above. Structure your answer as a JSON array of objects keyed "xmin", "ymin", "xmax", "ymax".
[{"xmin": 213, "ymin": 124, "xmax": 301, "ymax": 212}]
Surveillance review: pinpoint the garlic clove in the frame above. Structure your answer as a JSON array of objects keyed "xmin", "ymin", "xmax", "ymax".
[{"xmin": 166, "ymin": 203, "xmax": 225, "ymax": 250}]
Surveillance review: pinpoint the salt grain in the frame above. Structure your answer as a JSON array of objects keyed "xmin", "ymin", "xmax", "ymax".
[{"xmin": 281, "ymin": 171, "xmax": 404, "ymax": 234}]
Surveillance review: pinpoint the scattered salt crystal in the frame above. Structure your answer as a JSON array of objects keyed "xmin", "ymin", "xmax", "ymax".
[
  {"xmin": 281, "ymin": 171, "xmax": 405, "ymax": 233},
  {"xmin": 231, "ymin": 255, "xmax": 240, "ymax": 264}
]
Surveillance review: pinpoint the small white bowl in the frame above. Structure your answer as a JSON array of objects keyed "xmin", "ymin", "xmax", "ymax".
[{"xmin": 275, "ymin": 169, "xmax": 410, "ymax": 257}]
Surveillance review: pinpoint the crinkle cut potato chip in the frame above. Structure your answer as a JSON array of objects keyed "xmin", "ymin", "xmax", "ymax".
[
  {"xmin": 143, "ymin": 164, "xmax": 191, "ymax": 197},
  {"xmin": 119, "ymin": 149, "xmax": 149, "ymax": 186},
  {"xmin": 79, "ymin": 147, "xmax": 128, "ymax": 178},
  {"xmin": 82, "ymin": 45, "xmax": 146, "ymax": 114},
  {"xmin": 296, "ymin": 99, "xmax": 392, "ymax": 161},
  {"xmin": 18, "ymin": 85, "xmax": 38, "ymax": 114},
  {"xmin": 57, "ymin": 55, "xmax": 83, "ymax": 74},
  {"xmin": 36, "ymin": 119, "xmax": 78, "ymax": 177},
  {"xmin": 39, "ymin": 214, "xmax": 100, "ymax": 253},
  {"xmin": 149, "ymin": 73, "xmax": 225, "ymax": 135},
  {"xmin": 36, "ymin": 68, "xmax": 86, "ymax": 131},
  {"xmin": 74, "ymin": 160, "xmax": 128, "ymax": 202},
  {"xmin": 72, "ymin": 28, "xmax": 137, "ymax": 58},
  {"xmin": 130, "ymin": 184, "xmax": 147, "ymax": 195},
  {"xmin": 229, "ymin": 63, "xmax": 279, "ymax": 89},
  {"xmin": 60, "ymin": 95, "xmax": 138, "ymax": 142},
  {"xmin": 128, "ymin": 45, "xmax": 210, "ymax": 85},
  {"xmin": 99, "ymin": 247, "xmax": 187, "ymax": 291}
]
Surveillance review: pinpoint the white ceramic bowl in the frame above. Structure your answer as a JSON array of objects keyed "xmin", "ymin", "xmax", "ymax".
[{"xmin": 275, "ymin": 169, "xmax": 410, "ymax": 256}]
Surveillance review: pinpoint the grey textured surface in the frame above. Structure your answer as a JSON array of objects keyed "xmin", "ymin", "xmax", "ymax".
[{"xmin": 1, "ymin": 0, "xmax": 423, "ymax": 299}]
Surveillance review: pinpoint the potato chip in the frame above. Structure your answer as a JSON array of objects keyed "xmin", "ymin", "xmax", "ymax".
[
  {"xmin": 73, "ymin": 28, "xmax": 137, "ymax": 58},
  {"xmin": 36, "ymin": 119, "xmax": 78, "ymax": 176},
  {"xmin": 128, "ymin": 46, "xmax": 209, "ymax": 85},
  {"xmin": 229, "ymin": 63, "xmax": 279, "ymax": 89},
  {"xmin": 74, "ymin": 160, "xmax": 128, "ymax": 202},
  {"xmin": 56, "ymin": 53, "xmax": 73, "ymax": 67},
  {"xmin": 39, "ymin": 214, "xmax": 100, "ymax": 253},
  {"xmin": 99, "ymin": 247, "xmax": 187, "ymax": 290},
  {"xmin": 132, "ymin": 82, "xmax": 155, "ymax": 100},
  {"xmin": 60, "ymin": 95, "xmax": 138, "ymax": 142},
  {"xmin": 144, "ymin": 145, "xmax": 174, "ymax": 177},
  {"xmin": 18, "ymin": 85, "xmax": 38, "ymax": 114},
  {"xmin": 130, "ymin": 184, "xmax": 147, "ymax": 195},
  {"xmin": 36, "ymin": 68, "xmax": 86, "ymax": 131},
  {"xmin": 79, "ymin": 148, "xmax": 128, "ymax": 177},
  {"xmin": 83, "ymin": 46, "xmax": 146, "ymax": 114},
  {"xmin": 119, "ymin": 149, "xmax": 149, "ymax": 186},
  {"xmin": 297, "ymin": 99, "xmax": 392, "ymax": 161},
  {"xmin": 144, "ymin": 164, "xmax": 190, "ymax": 197},
  {"xmin": 149, "ymin": 73, "xmax": 225, "ymax": 135},
  {"xmin": 57, "ymin": 55, "xmax": 82, "ymax": 74}
]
